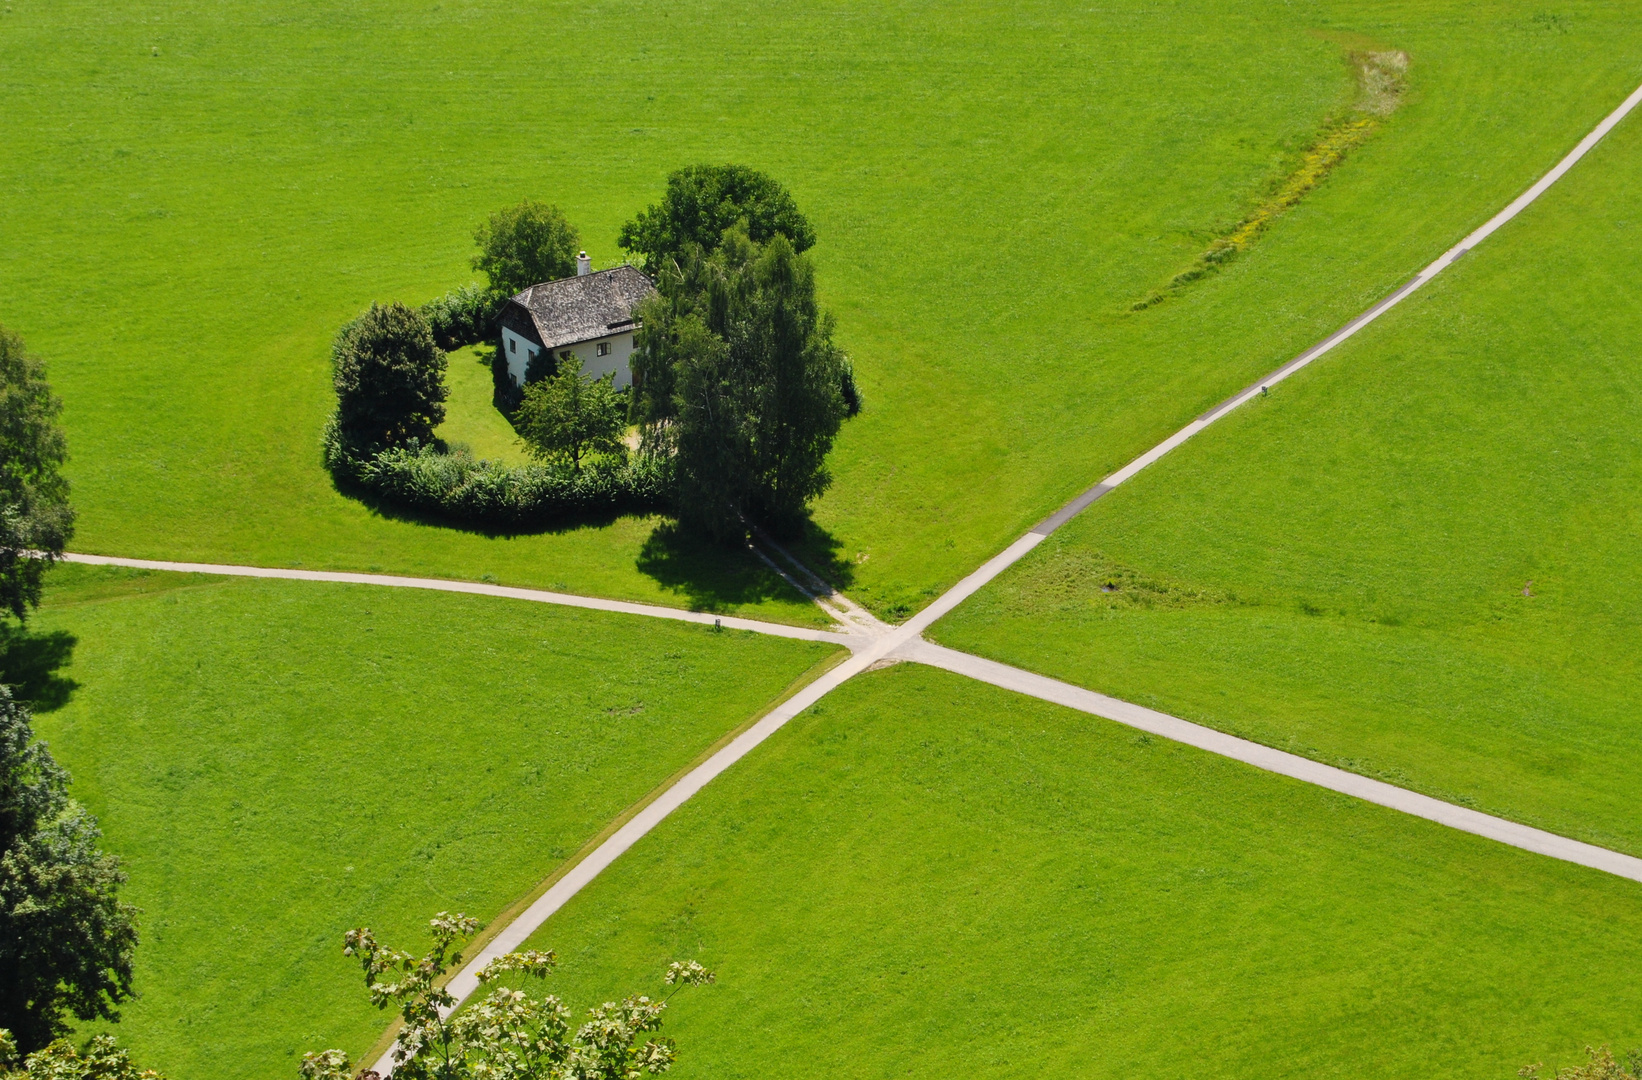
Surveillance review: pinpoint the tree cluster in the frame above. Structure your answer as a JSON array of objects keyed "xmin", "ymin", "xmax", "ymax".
[
  {"xmin": 330, "ymin": 167, "xmax": 859, "ymax": 540},
  {"xmin": 302, "ymin": 913, "xmax": 713, "ymax": 1080},
  {"xmin": 618, "ymin": 164, "xmax": 816, "ymax": 277},
  {"xmin": 0, "ymin": 687, "xmax": 137, "ymax": 1056},
  {"xmin": 628, "ymin": 222, "xmax": 852, "ymax": 541}
]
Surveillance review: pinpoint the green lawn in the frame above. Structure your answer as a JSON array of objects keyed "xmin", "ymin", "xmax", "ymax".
[
  {"xmin": 934, "ymin": 93, "xmax": 1642, "ymax": 853},
  {"xmin": 435, "ymin": 344, "xmax": 529, "ymax": 465},
  {"xmin": 4, "ymin": 0, "xmax": 1640, "ymax": 618},
  {"xmin": 505, "ymin": 665, "xmax": 1642, "ymax": 1079},
  {"xmin": 21, "ymin": 563, "xmax": 835, "ymax": 1080}
]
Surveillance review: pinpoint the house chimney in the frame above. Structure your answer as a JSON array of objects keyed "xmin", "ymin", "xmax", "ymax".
[{"xmin": 576, "ymin": 251, "xmax": 591, "ymax": 276}]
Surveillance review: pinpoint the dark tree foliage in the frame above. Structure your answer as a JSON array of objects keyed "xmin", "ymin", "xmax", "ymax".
[
  {"xmin": 618, "ymin": 165, "xmax": 816, "ymax": 277},
  {"xmin": 0, "ymin": 687, "xmax": 137, "ymax": 1054},
  {"xmin": 420, "ymin": 284, "xmax": 506, "ymax": 351},
  {"xmin": 331, "ymin": 303, "xmax": 448, "ymax": 451},
  {"xmin": 472, "ymin": 202, "xmax": 581, "ymax": 298},
  {"xmin": 0, "ymin": 328, "xmax": 73, "ymax": 623},
  {"xmin": 630, "ymin": 227, "xmax": 849, "ymax": 540}
]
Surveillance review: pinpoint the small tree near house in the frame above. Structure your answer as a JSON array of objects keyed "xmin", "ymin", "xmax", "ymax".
[{"xmin": 513, "ymin": 359, "xmax": 627, "ymax": 472}]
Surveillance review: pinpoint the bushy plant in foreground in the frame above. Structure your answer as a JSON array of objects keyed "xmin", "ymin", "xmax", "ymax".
[
  {"xmin": 1522, "ymin": 1046, "xmax": 1642, "ymax": 1080},
  {"xmin": 301, "ymin": 912, "xmax": 713, "ymax": 1080},
  {"xmin": 0, "ymin": 1029, "xmax": 162, "ymax": 1079}
]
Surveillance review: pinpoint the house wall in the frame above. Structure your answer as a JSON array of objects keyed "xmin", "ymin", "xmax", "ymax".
[
  {"xmin": 501, "ymin": 326, "xmax": 540, "ymax": 386},
  {"xmin": 553, "ymin": 330, "xmax": 636, "ymax": 389}
]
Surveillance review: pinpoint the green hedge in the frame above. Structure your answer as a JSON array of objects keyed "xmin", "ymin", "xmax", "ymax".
[{"xmin": 324, "ymin": 418, "xmax": 669, "ymax": 528}]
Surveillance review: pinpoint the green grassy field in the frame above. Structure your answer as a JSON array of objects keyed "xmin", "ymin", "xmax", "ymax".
[
  {"xmin": 435, "ymin": 344, "xmax": 529, "ymax": 465},
  {"xmin": 5, "ymin": 0, "xmax": 1640, "ymax": 618},
  {"xmin": 21, "ymin": 563, "xmax": 835, "ymax": 1080},
  {"xmin": 934, "ymin": 94, "xmax": 1642, "ymax": 853},
  {"xmin": 507, "ymin": 665, "xmax": 1642, "ymax": 1079}
]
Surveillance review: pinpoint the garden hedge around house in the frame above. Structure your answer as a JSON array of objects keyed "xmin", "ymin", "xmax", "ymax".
[{"xmin": 324, "ymin": 421, "xmax": 669, "ymax": 529}]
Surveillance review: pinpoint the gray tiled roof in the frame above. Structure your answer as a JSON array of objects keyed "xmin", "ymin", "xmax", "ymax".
[{"xmin": 510, "ymin": 266, "xmax": 656, "ymax": 350}]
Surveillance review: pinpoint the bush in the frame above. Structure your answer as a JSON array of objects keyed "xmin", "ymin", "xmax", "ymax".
[
  {"xmin": 325, "ymin": 424, "xmax": 668, "ymax": 528},
  {"xmin": 489, "ymin": 343, "xmax": 523, "ymax": 414},
  {"xmin": 332, "ymin": 303, "xmax": 448, "ymax": 450},
  {"xmin": 419, "ymin": 284, "xmax": 505, "ymax": 351}
]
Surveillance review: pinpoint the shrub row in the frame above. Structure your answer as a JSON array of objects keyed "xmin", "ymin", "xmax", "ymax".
[
  {"xmin": 325, "ymin": 420, "xmax": 669, "ymax": 528},
  {"xmin": 419, "ymin": 284, "xmax": 506, "ymax": 351}
]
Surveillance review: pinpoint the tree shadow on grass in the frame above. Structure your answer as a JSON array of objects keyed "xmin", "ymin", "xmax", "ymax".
[
  {"xmin": 331, "ymin": 472, "xmax": 638, "ymax": 539},
  {"xmin": 637, "ymin": 522, "xmax": 811, "ymax": 613},
  {"xmin": 637, "ymin": 516, "xmax": 860, "ymax": 614},
  {"xmin": 0, "ymin": 624, "xmax": 78, "ymax": 712},
  {"xmin": 778, "ymin": 514, "xmax": 857, "ymax": 594}
]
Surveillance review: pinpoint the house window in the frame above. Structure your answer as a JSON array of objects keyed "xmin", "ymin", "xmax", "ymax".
[
  {"xmin": 596, "ymin": 341, "xmax": 611, "ymax": 357},
  {"xmin": 509, "ymin": 339, "xmax": 516, "ymax": 353}
]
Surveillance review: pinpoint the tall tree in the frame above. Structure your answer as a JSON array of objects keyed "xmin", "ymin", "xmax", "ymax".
[
  {"xmin": 0, "ymin": 688, "xmax": 137, "ymax": 1054},
  {"xmin": 618, "ymin": 165, "xmax": 815, "ymax": 277},
  {"xmin": 0, "ymin": 327, "xmax": 73, "ymax": 622},
  {"xmin": 473, "ymin": 202, "xmax": 581, "ymax": 297},
  {"xmin": 513, "ymin": 360, "xmax": 627, "ymax": 472},
  {"xmin": 331, "ymin": 303, "xmax": 448, "ymax": 451},
  {"xmin": 631, "ymin": 227, "xmax": 850, "ymax": 540}
]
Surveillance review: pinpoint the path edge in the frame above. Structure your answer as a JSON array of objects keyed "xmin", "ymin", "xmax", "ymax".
[{"xmin": 353, "ymin": 644, "xmax": 850, "ymax": 1071}]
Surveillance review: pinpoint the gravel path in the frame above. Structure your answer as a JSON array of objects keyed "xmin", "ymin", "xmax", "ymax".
[
  {"xmin": 898, "ymin": 639, "xmax": 1642, "ymax": 882},
  {"xmin": 57, "ymin": 552, "xmax": 861, "ymax": 650}
]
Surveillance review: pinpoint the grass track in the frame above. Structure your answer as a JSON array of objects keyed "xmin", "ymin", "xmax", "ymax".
[
  {"xmin": 934, "ymin": 88, "xmax": 1642, "ymax": 853},
  {"xmin": 4, "ymin": 1, "xmax": 1641, "ymax": 616},
  {"xmin": 510, "ymin": 665, "xmax": 1642, "ymax": 1079},
  {"xmin": 22, "ymin": 564, "xmax": 835, "ymax": 1080}
]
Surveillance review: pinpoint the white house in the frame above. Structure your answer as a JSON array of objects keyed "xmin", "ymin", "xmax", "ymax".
[{"xmin": 496, "ymin": 254, "xmax": 656, "ymax": 389}]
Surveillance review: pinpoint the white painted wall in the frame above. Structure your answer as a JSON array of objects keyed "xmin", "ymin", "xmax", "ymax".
[
  {"xmin": 556, "ymin": 330, "xmax": 637, "ymax": 388},
  {"xmin": 501, "ymin": 327, "xmax": 538, "ymax": 386},
  {"xmin": 502, "ymin": 328, "xmax": 637, "ymax": 389}
]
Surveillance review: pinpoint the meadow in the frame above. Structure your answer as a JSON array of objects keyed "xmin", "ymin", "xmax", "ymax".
[
  {"xmin": 4, "ymin": 1, "xmax": 1641, "ymax": 617},
  {"xmin": 935, "ymin": 93, "xmax": 1642, "ymax": 853},
  {"xmin": 21, "ymin": 563, "xmax": 835, "ymax": 1080},
  {"xmin": 511, "ymin": 665, "xmax": 1642, "ymax": 1079}
]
